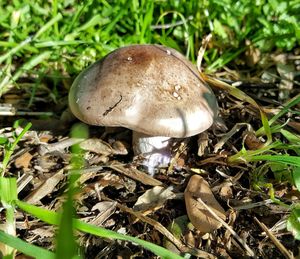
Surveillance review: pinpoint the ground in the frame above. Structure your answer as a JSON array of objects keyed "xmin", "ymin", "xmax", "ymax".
[{"xmin": 1, "ymin": 49, "xmax": 299, "ymax": 258}]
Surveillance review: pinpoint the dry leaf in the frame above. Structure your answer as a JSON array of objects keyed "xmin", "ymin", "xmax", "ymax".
[
  {"xmin": 25, "ymin": 169, "xmax": 65, "ymax": 204},
  {"xmin": 111, "ymin": 140, "xmax": 129, "ymax": 155},
  {"xmin": 14, "ymin": 152, "xmax": 33, "ymax": 169},
  {"xmin": 80, "ymin": 138, "xmax": 114, "ymax": 156},
  {"xmin": 243, "ymin": 131, "xmax": 264, "ymax": 150},
  {"xmin": 133, "ymin": 186, "xmax": 176, "ymax": 211},
  {"xmin": 184, "ymin": 174, "xmax": 226, "ymax": 233},
  {"xmin": 30, "ymin": 226, "xmax": 54, "ymax": 238},
  {"xmin": 219, "ymin": 185, "xmax": 233, "ymax": 199},
  {"xmin": 35, "ymin": 155, "xmax": 57, "ymax": 172}
]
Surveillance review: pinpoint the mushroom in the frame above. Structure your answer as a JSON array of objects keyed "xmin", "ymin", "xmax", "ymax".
[{"xmin": 69, "ymin": 44, "xmax": 218, "ymax": 174}]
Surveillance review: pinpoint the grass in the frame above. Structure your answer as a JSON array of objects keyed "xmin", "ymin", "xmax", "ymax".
[
  {"xmin": 0, "ymin": 0, "xmax": 300, "ymax": 258},
  {"xmin": 0, "ymin": 0, "xmax": 299, "ymax": 94}
]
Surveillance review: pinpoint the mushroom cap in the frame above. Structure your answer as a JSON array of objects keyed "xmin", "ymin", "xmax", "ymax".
[{"xmin": 69, "ymin": 44, "xmax": 218, "ymax": 138}]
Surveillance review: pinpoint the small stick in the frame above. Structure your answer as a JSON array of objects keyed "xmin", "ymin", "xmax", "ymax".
[
  {"xmin": 116, "ymin": 202, "xmax": 217, "ymax": 259},
  {"xmin": 254, "ymin": 217, "xmax": 294, "ymax": 259},
  {"xmin": 0, "ymin": 104, "xmax": 53, "ymax": 116},
  {"xmin": 39, "ymin": 137, "xmax": 84, "ymax": 155},
  {"xmin": 197, "ymin": 197, "xmax": 255, "ymax": 257}
]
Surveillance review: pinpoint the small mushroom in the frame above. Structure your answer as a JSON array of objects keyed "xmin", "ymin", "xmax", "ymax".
[{"xmin": 69, "ymin": 44, "xmax": 218, "ymax": 174}]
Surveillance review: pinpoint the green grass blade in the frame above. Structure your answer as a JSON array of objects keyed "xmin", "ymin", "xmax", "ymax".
[
  {"xmin": 0, "ymin": 177, "xmax": 17, "ymax": 256},
  {"xmin": 1, "ymin": 122, "xmax": 32, "ymax": 176},
  {"xmin": 16, "ymin": 200, "xmax": 184, "ymax": 259},
  {"xmin": 74, "ymin": 220, "xmax": 183, "ymax": 259},
  {"xmin": 55, "ymin": 199, "xmax": 80, "ymax": 259},
  {"xmin": 34, "ymin": 13, "xmax": 63, "ymax": 39},
  {"xmin": 256, "ymin": 94, "xmax": 300, "ymax": 136},
  {"xmin": 55, "ymin": 124, "xmax": 88, "ymax": 259},
  {"xmin": 0, "ymin": 231, "xmax": 55, "ymax": 259},
  {"xmin": 34, "ymin": 40, "xmax": 88, "ymax": 48},
  {"xmin": 4, "ymin": 52, "xmax": 52, "ymax": 94},
  {"xmin": 247, "ymin": 155, "xmax": 300, "ymax": 166},
  {"xmin": 0, "ymin": 37, "xmax": 32, "ymax": 64}
]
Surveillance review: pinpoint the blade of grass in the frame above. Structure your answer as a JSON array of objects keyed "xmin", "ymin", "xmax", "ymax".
[
  {"xmin": 55, "ymin": 124, "xmax": 88, "ymax": 259},
  {"xmin": 15, "ymin": 200, "xmax": 184, "ymax": 259},
  {"xmin": 1, "ymin": 122, "xmax": 32, "ymax": 176},
  {"xmin": 33, "ymin": 13, "xmax": 63, "ymax": 40},
  {"xmin": 0, "ymin": 177, "xmax": 17, "ymax": 257},
  {"xmin": 0, "ymin": 37, "xmax": 32, "ymax": 64},
  {"xmin": 1, "ymin": 52, "xmax": 52, "ymax": 95},
  {"xmin": 256, "ymin": 94, "xmax": 300, "ymax": 136},
  {"xmin": 51, "ymin": 0, "xmax": 59, "ymax": 36},
  {"xmin": 292, "ymin": 167, "xmax": 300, "ymax": 192},
  {"xmin": 34, "ymin": 40, "xmax": 88, "ymax": 48},
  {"xmin": 230, "ymin": 154, "xmax": 300, "ymax": 167},
  {"xmin": 0, "ymin": 231, "xmax": 55, "ymax": 259},
  {"xmin": 205, "ymin": 48, "xmax": 246, "ymax": 73}
]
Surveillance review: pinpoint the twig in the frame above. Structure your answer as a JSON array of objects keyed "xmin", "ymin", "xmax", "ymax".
[
  {"xmin": 233, "ymin": 199, "xmax": 273, "ymax": 210},
  {"xmin": 254, "ymin": 217, "xmax": 294, "ymax": 259},
  {"xmin": 107, "ymin": 161, "xmax": 162, "ymax": 186},
  {"xmin": 196, "ymin": 197, "xmax": 255, "ymax": 257},
  {"xmin": 0, "ymin": 104, "xmax": 53, "ymax": 116},
  {"xmin": 38, "ymin": 137, "xmax": 84, "ymax": 155},
  {"xmin": 116, "ymin": 202, "xmax": 216, "ymax": 259}
]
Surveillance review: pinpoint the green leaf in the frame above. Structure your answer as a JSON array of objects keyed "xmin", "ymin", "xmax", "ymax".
[
  {"xmin": 287, "ymin": 207, "xmax": 300, "ymax": 240},
  {"xmin": 0, "ymin": 137, "xmax": 8, "ymax": 145},
  {"xmin": 249, "ymin": 155, "xmax": 300, "ymax": 167},
  {"xmin": 292, "ymin": 167, "xmax": 300, "ymax": 192}
]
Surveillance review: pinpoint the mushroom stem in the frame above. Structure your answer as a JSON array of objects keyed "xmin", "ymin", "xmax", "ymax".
[{"xmin": 132, "ymin": 132, "xmax": 172, "ymax": 175}]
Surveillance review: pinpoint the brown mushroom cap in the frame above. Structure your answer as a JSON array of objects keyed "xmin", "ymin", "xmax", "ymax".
[{"xmin": 69, "ymin": 44, "xmax": 218, "ymax": 137}]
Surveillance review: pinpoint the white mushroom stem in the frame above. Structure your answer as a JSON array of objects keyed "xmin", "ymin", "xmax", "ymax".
[{"xmin": 132, "ymin": 132, "xmax": 172, "ymax": 175}]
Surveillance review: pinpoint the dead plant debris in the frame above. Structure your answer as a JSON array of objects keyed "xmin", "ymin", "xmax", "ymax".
[{"xmin": 0, "ymin": 50, "xmax": 300, "ymax": 258}]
